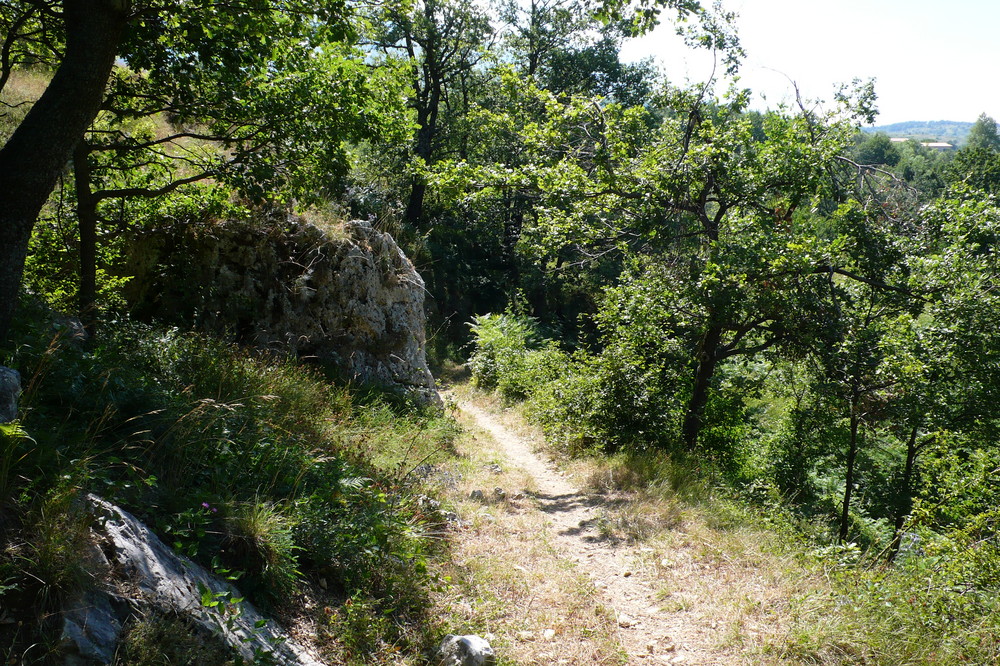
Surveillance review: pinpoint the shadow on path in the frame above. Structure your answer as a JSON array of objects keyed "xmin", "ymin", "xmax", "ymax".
[{"xmin": 523, "ymin": 489, "xmax": 626, "ymax": 543}]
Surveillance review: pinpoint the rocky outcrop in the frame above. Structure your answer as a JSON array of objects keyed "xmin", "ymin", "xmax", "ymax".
[
  {"xmin": 61, "ymin": 494, "xmax": 323, "ymax": 665},
  {"xmin": 0, "ymin": 366, "xmax": 20, "ymax": 423},
  {"xmin": 125, "ymin": 216, "xmax": 439, "ymax": 404}
]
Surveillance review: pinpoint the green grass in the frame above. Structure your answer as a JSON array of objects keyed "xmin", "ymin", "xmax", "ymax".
[{"xmin": 0, "ymin": 303, "xmax": 460, "ymax": 663}]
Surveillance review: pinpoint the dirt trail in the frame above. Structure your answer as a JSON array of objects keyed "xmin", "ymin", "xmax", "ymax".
[{"xmin": 451, "ymin": 396, "xmax": 742, "ymax": 666}]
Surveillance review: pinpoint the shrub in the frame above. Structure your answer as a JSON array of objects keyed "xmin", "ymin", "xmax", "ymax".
[
  {"xmin": 222, "ymin": 499, "xmax": 300, "ymax": 607},
  {"xmin": 467, "ymin": 312, "xmax": 566, "ymax": 401}
]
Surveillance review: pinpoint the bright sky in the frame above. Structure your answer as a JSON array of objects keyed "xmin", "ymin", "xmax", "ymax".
[{"xmin": 619, "ymin": 0, "xmax": 1000, "ymax": 126}]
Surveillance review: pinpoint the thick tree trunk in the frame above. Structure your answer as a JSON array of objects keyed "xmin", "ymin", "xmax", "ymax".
[
  {"xmin": 0, "ymin": 0, "xmax": 128, "ymax": 343},
  {"xmin": 839, "ymin": 391, "xmax": 860, "ymax": 542},
  {"xmin": 73, "ymin": 141, "xmax": 99, "ymax": 333},
  {"xmin": 404, "ymin": 179, "xmax": 428, "ymax": 227},
  {"xmin": 681, "ymin": 323, "xmax": 723, "ymax": 450}
]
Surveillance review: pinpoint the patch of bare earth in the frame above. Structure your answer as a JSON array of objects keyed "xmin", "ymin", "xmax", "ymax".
[{"xmin": 436, "ymin": 389, "xmax": 825, "ymax": 665}]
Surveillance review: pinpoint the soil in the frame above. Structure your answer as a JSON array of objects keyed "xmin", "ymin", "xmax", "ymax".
[{"xmin": 450, "ymin": 395, "xmax": 747, "ymax": 666}]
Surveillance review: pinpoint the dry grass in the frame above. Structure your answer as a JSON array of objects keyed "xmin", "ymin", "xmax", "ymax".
[
  {"xmin": 429, "ymin": 401, "xmax": 626, "ymax": 665},
  {"xmin": 1, "ymin": 68, "xmax": 50, "ymax": 103},
  {"xmin": 445, "ymin": 383, "xmax": 866, "ymax": 665},
  {"xmin": 1, "ymin": 69, "xmax": 51, "ymax": 143}
]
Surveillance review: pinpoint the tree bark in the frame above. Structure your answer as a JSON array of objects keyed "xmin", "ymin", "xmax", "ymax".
[
  {"xmin": 0, "ymin": 0, "xmax": 128, "ymax": 343},
  {"xmin": 74, "ymin": 141, "xmax": 99, "ymax": 333},
  {"xmin": 889, "ymin": 423, "xmax": 920, "ymax": 560},
  {"xmin": 839, "ymin": 390, "xmax": 860, "ymax": 542},
  {"xmin": 404, "ymin": 88, "xmax": 440, "ymax": 227},
  {"xmin": 681, "ymin": 323, "xmax": 723, "ymax": 450}
]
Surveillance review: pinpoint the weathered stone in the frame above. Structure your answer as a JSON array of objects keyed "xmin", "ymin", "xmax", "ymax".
[
  {"xmin": 59, "ymin": 538, "xmax": 121, "ymax": 664},
  {"xmin": 436, "ymin": 634, "xmax": 496, "ymax": 666},
  {"xmin": 0, "ymin": 366, "xmax": 20, "ymax": 423},
  {"xmin": 125, "ymin": 216, "xmax": 440, "ymax": 405},
  {"xmin": 52, "ymin": 316, "xmax": 89, "ymax": 346},
  {"xmin": 61, "ymin": 588, "xmax": 121, "ymax": 665},
  {"xmin": 61, "ymin": 495, "xmax": 323, "ymax": 665}
]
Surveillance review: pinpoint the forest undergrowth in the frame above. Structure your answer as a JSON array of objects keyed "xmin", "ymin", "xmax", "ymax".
[
  {"xmin": 464, "ymin": 314, "xmax": 1000, "ymax": 665},
  {"xmin": 0, "ymin": 301, "xmax": 478, "ymax": 665}
]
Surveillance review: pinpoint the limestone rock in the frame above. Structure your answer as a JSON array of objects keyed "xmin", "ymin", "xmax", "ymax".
[
  {"xmin": 59, "ymin": 538, "xmax": 121, "ymax": 664},
  {"xmin": 125, "ymin": 215, "xmax": 440, "ymax": 405},
  {"xmin": 61, "ymin": 592, "xmax": 122, "ymax": 665},
  {"xmin": 436, "ymin": 634, "xmax": 496, "ymax": 666},
  {"xmin": 61, "ymin": 494, "xmax": 323, "ymax": 665},
  {"xmin": 0, "ymin": 366, "xmax": 20, "ymax": 423}
]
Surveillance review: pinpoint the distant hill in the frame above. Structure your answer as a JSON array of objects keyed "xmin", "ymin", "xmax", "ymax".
[{"xmin": 863, "ymin": 120, "xmax": 973, "ymax": 145}]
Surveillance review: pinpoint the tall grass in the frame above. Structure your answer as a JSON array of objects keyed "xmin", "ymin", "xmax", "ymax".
[{"xmin": 0, "ymin": 308, "xmax": 457, "ymax": 661}]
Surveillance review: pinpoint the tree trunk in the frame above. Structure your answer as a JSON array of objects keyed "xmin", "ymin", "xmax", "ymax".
[
  {"xmin": 405, "ymin": 178, "xmax": 428, "ymax": 227},
  {"xmin": 889, "ymin": 423, "xmax": 920, "ymax": 560},
  {"xmin": 405, "ymin": 114, "xmax": 435, "ymax": 227},
  {"xmin": 405, "ymin": 80, "xmax": 440, "ymax": 228},
  {"xmin": 839, "ymin": 391, "xmax": 860, "ymax": 542},
  {"xmin": 0, "ymin": 0, "xmax": 128, "ymax": 343},
  {"xmin": 681, "ymin": 323, "xmax": 723, "ymax": 450},
  {"xmin": 73, "ymin": 141, "xmax": 99, "ymax": 333}
]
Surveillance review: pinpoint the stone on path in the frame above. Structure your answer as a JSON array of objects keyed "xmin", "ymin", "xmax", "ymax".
[{"xmin": 436, "ymin": 634, "xmax": 496, "ymax": 666}]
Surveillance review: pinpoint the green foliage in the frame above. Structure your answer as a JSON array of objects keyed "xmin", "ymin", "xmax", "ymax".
[
  {"xmin": 0, "ymin": 483, "xmax": 95, "ymax": 635},
  {"xmin": 852, "ymin": 131, "xmax": 900, "ymax": 166},
  {"xmin": 25, "ymin": 185, "xmax": 233, "ymax": 311},
  {"xmin": 115, "ymin": 614, "xmax": 234, "ymax": 666},
  {"xmin": 945, "ymin": 146, "xmax": 1000, "ymax": 193},
  {"xmin": 0, "ymin": 311, "xmax": 455, "ymax": 656},
  {"xmin": 0, "ymin": 422, "xmax": 32, "ymax": 510},
  {"xmin": 467, "ymin": 313, "xmax": 567, "ymax": 401},
  {"xmin": 965, "ymin": 113, "xmax": 1000, "ymax": 152},
  {"xmin": 323, "ymin": 591, "xmax": 395, "ymax": 658}
]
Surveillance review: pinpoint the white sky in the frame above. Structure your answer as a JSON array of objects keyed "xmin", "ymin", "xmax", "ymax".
[{"xmin": 619, "ymin": 0, "xmax": 1000, "ymax": 126}]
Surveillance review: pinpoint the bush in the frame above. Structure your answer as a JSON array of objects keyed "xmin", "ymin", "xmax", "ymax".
[
  {"xmin": 467, "ymin": 313, "xmax": 567, "ymax": 401},
  {"xmin": 222, "ymin": 499, "xmax": 300, "ymax": 607}
]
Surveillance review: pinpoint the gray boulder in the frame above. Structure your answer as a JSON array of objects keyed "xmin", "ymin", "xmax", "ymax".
[
  {"xmin": 60, "ymin": 495, "xmax": 323, "ymax": 665},
  {"xmin": 436, "ymin": 634, "xmax": 496, "ymax": 666},
  {"xmin": 0, "ymin": 366, "xmax": 20, "ymax": 423},
  {"xmin": 52, "ymin": 316, "xmax": 89, "ymax": 346}
]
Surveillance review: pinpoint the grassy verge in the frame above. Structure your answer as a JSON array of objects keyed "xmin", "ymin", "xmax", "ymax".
[
  {"xmin": 453, "ymin": 380, "xmax": 1000, "ymax": 664},
  {"xmin": 0, "ymin": 303, "xmax": 461, "ymax": 664}
]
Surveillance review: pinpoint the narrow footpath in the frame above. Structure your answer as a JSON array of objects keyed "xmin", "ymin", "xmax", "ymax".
[{"xmin": 450, "ymin": 395, "xmax": 749, "ymax": 666}]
